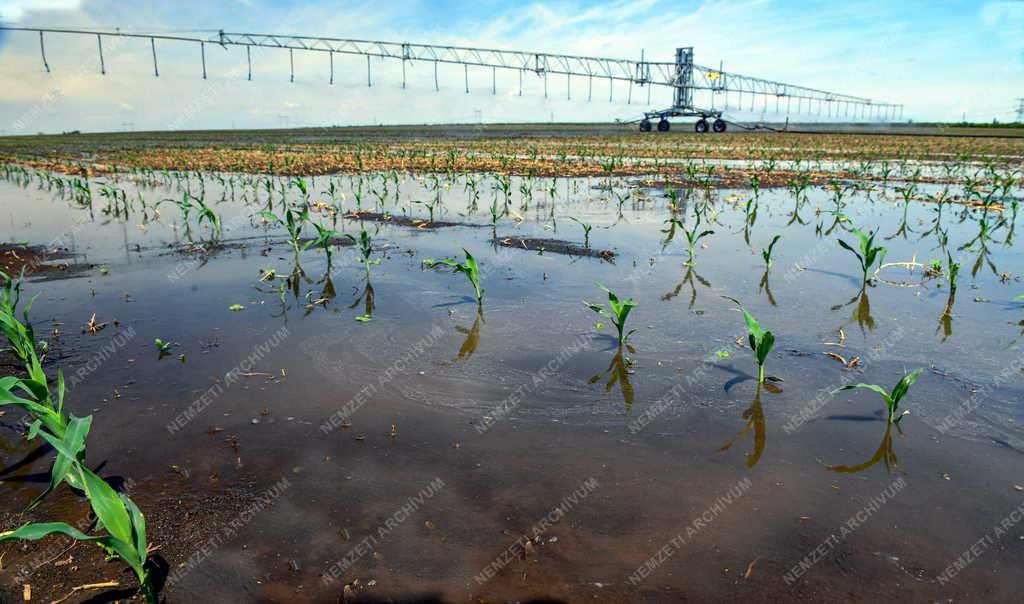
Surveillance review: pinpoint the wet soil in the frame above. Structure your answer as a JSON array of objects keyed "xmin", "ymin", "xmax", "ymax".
[{"xmin": 493, "ymin": 236, "xmax": 615, "ymax": 261}]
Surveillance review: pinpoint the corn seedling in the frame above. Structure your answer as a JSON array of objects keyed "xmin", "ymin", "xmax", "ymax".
[
  {"xmin": 666, "ymin": 205, "xmax": 714, "ymax": 265},
  {"xmin": 761, "ymin": 235, "xmax": 782, "ymax": 270},
  {"xmin": 835, "ymin": 368, "xmax": 923, "ymax": 425},
  {"xmin": 260, "ymin": 206, "xmax": 310, "ymax": 259},
  {"xmin": 584, "ymin": 282, "xmax": 637, "ymax": 345},
  {"xmin": 568, "ymin": 216, "xmax": 593, "ymax": 248},
  {"xmin": 423, "ymin": 248, "xmax": 484, "ymax": 305},
  {"xmin": 1, "ymin": 415, "xmax": 156, "ymax": 602},
  {"xmin": 154, "ymin": 338, "xmax": 171, "ymax": 352},
  {"xmin": 412, "ymin": 198, "xmax": 440, "ymax": 223},
  {"xmin": 303, "ymin": 223, "xmax": 345, "ymax": 266},
  {"xmin": 723, "ymin": 297, "xmax": 777, "ymax": 384},
  {"xmin": 838, "ymin": 227, "xmax": 887, "ymax": 286},
  {"xmin": 340, "ymin": 230, "xmax": 379, "ymax": 275}
]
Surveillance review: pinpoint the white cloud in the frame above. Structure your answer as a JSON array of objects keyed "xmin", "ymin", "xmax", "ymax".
[{"xmin": 0, "ymin": 0, "xmax": 82, "ymax": 22}]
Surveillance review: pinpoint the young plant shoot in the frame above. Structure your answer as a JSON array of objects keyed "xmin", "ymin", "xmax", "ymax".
[
  {"xmin": 584, "ymin": 282, "xmax": 637, "ymax": 346},
  {"xmin": 423, "ymin": 248, "xmax": 484, "ymax": 305},
  {"xmin": 835, "ymin": 369, "xmax": 923, "ymax": 425},
  {"xmin": 838, "ymin": 227, "xmax": 887, "ymax": 287},
  {"xmin": 723, "ymin": 296, "xmax": 776, "ymax": 384}
]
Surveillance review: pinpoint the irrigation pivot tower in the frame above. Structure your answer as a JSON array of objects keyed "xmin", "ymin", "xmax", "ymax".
[{"xmin": 1, "ymin": 26, "xmax": 903, "ymax": 133}]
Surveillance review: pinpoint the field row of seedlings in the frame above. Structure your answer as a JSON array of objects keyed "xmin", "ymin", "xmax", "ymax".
[{"xmin": 0, "ymin": 136, "xmax": 1022, "ymax": 600}]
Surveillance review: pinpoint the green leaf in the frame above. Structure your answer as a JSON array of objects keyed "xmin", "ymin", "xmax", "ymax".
[
  {"xmin": 0, "ymin": 521, "xmax": 96, "ymax": 543},
  {"xmin": 835, "ymin": 383, "xmax": 892, "ymax": 403},
  {"xmin": 78, "ymin": 467, "xmax": 133, "ymax": 546},
  {"xmin": 122, "ymin": 494, "xmax": 149, "ymax": 563},
  {"xmin": 837, "ymin": 238, "xmax": 860, "ymax": 260},
  {"xmin": 890, "ymin": 369, "xmax": 923, "ymax": 405},
  {"xmin": 228, "ymin": 304, "xmax": 244, "ymax": 311},
  {"xmin": 28, "ymin": 414, "xmax": 92, "ymax": 511}
]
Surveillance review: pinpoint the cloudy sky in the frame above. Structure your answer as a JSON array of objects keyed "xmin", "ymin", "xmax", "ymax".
[{"xmin": 0, "ymin": 0, "xmax": 1021, "ymax": 133}]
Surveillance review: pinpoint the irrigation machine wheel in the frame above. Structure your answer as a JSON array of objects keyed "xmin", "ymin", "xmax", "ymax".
[
  {"xmin": 695, "ymin": 119, "xmax": 709, "ymax": 133},
  {"xmin": 713, "ymin": 119, "xmax": 727, "ymax": 133},
  {"xmin": 657, "ymin": 119, "xmax": 671, "ymax": 132},
  {"xmin": 640, "ymin": 119, "xmax": 652, "ymax": 132}
]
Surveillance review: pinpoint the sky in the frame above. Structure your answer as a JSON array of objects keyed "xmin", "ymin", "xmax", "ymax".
[{"xmin": 0, "ymin": 0, "xmax": 1021, "ymax": 133}]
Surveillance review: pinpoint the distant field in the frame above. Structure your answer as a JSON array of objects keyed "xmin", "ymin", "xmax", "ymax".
[{"xmin": 1, "ymin": 123, "xmax": 1020, "ymax": 183}]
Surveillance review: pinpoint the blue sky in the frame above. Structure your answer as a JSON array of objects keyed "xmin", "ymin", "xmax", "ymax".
[{"xmin": 0, "ymin": 0, "xmax": 1021, "ymax": 132}]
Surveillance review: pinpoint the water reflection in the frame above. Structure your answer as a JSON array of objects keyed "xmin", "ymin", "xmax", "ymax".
[
  {"xmin": 826, "ymin": 423, "xmax": 901, "ymax": 474},
  {"xmin": 348, "ymin": 277, "xmax": 375, "ymax": 318},
  {"xmin": 589, "ymin": 345, "xmax": 635, "ymax": 408},
  {"xmin": 718, "ymin": 386, "xmax": 766, "ymax": 468},
  {"xmin": 446, "ymin": 308, "xmax": 483, "ymax": 363},
  {"xmin": 758, "ymin": 268, "xmax": 777, "ymax": 307},
  {"xmin": 831, "ymin": 288, "xmax": 875, "ymax": 335},
  {"xmin": 662, "ymin": 266, "xmax": 711, "ymax": 309}
]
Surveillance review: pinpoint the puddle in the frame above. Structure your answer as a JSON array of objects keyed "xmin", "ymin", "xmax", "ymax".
[{"xmin": 0, "ymin": 162, "xmax": 1022, "ymax": 602}]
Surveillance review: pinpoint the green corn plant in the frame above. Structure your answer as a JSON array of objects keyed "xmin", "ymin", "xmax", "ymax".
[
  {"xmin": 302, "ymin": 223, "xmax": 345, "ymax": 265},
  {"xmin": 1, "ymin": 416, "xmax": 156, "ymax": 602},
  {"xmin": 159, "ymin": 192, "xmax": 196, "ymax": 242},
  {"xmin": 153, "ymin": 338, "xmax": 171, "ymax": 352},
  {"xmin": 260, "ymin": 206, "xmax": 310, "ymax": 259},
  {"xmin": 583, "ymin": 282, "xmax": 637, "ymax": 345},
  {"xmin": 838, "ymin": 227, "xmax": 887, "ymax": 286},
  {"xmin": 761, "ymin": 235, "xmax": 782, "ymax": 270},
  {"xmin": 748, "ymin": 172, "xmax": 762, "ymax": 199},
  {"xmin": 423, "ymin": 248, "xmax": 484, "ymax": 305},
  {"xmin": 835, "ymin": 368, "xmax": 923, "ymax": 425},
  {"xmin": 666, "ymin": 205, "xmax": 714, "ymax": 265},
  {"xmin": 412, "ymin": 198, "xmax": 440, "ymax": 223},
  {"xmin": 568, "ymin": 216, "xmax": 593, "ymax": 248},
  {"xmin": 343, "ymin": 230, "xmax": 380, "ymax": 275},
  {"xmin": 489, "ymin": 197, "xmax": 500, "ymax": 227},
  {"xmin": 0, "ymin": 269, "xmax": 39, "ymax": 365},
  {"xmin": 192, "ymin": 196, "xmax": 222, "ymax": 243},
  {"xmin": 723, "ymin": 297, "xmax": 776, "ymax": 384}
]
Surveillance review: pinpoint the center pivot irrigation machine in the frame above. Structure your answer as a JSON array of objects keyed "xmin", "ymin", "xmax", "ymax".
[{"xmin": 0, "ymin": 26, "xmax": 903, "ymax": 132}]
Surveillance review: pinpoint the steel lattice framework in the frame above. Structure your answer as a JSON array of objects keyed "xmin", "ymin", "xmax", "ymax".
[{"xmin": 1, "ymin": 26, "xmax": 905, "ymax": 127}]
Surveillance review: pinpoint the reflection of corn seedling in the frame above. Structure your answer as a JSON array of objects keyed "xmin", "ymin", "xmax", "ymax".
[
  {"xmin": 835, "ymin": 369, "xmax": 923, "ymax": 425},
  {"xmin": 723, "ymin": 297, "xmax": 776, "ymax": 384},
  {"xmin": 423, "ymin": 248, "xmax": 484, "ymax": 305},
  {"xmin": 584, "ymin": 282, "xmax": 636, "ymax": 345},
  {"xmin": 838, "ymin": 227, "xmax": 887, "ymax": 287},
  {"xmin": 761, "ymin": 235, "xmax": 782, "ymax": 270},
  {"xmin": 568, "ymin": 216, "xmax": 593, "ymax": 248}
]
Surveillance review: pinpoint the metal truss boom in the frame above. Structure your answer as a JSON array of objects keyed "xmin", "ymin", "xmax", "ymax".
[{"xmin": 0, "ymin": 26, "xmax": 904, "ymax": 121}]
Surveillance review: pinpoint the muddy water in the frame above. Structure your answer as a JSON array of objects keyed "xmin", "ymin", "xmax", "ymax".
[{"xmin": 1, "ymin": 169, "xmax": 1023, "ymax": 602}]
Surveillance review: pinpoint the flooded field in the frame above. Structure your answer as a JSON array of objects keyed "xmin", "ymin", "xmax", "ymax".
[{"xmin": 1, "ymin": 131, "xmax": 1023, "ymax": 602}]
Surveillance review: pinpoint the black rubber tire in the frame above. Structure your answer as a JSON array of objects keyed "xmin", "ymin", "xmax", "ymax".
[
  {"xmin": 640, "ymin": 120, "xmax": 652, "ymax": 132},
  {"xmin": 657, "ymin": 119, "xmax": 670, "ymax": 132},
  {"xmin": 713, "ymin": 119, "xmax": 727, "ymax": 133},
  {"xmin": 695, "ymin": 119, "xmax": 709, "ymax": 133}
]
